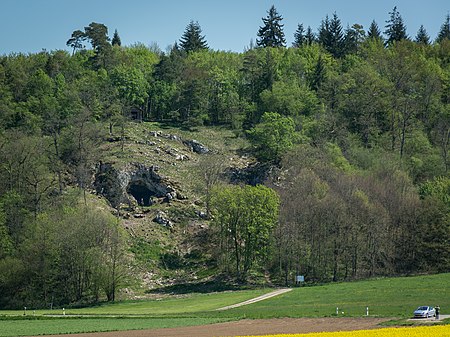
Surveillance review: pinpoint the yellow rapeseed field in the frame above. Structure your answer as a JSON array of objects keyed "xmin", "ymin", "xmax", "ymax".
[{"xmin": 236, "ymin": 325, "xmax": 450, "ymax": 337}]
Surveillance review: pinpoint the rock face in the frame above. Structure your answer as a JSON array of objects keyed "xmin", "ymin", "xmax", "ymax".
[
  {"xmin": 183, "ymin": 139, "xmax": 209, "ymax": 154},
  {"xmin": 94, "ymin": 162, "xmax": 180, "ymax": 208},
  {"xmin": 153, "ymin": 211, "xmax": 173, "ymax": 228},
  {"xmin": 148, "ymin": 130, "xmax": 209, "ymax": 154}
]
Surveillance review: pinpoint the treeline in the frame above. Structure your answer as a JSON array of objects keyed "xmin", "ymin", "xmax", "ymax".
[{"xmin": 0, "ymin": 6, "xmax": 449, "ymax": 306}]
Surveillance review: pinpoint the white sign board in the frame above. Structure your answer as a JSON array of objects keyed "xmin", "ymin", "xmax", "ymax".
[{"xmin": 296, "ymin": 275, "xmax": 305, "ymax": 283}]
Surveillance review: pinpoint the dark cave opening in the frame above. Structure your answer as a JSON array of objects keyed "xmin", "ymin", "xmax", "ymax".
[{"xmin": 127, "ymin": 182, "xmax": 155, "ymax": 206}]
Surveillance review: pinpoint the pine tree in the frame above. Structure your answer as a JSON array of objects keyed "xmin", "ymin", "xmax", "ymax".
[
  {"xmin": 293, "ymin": 24, "xmax": 305, "ymax": 47},
  {"xmin": 305, "ymin": 26, "xmax": 316, "ymax": 45},
  {"xmin": 329, "ymin": 13, "xmax": 344, "ymax": 57},
  {"xmin": 415, "ymin": 25, "xmax": 430, "ymax": 45},
  {"xmin": 436, "ymin": 14, "xmax": 450, "ymax": 43},
  {"xmin": 66, "ymin": 30, "xmax": 86, "ymax": 55},
  {"xmin": 384, "ymin": 6, "xmax": 408, "ymax": 45},
  {"xmin": 257, "ymin": 5, "xmax": 286, "ymax": 48},
  {"xmin": 367, "ymin": 20, "xmax": 382, "ymax": 41},
  {"xmin": 344, "ymin": 24, "xmax": 365, "ymax": 55},
  {"xmin": 318, "ymin": 15, "xmax": 331, "ymax": 49},
  {"xmin": 319, "ymin": 13, "xmax": 344, "ymax": 58},
  {"xmin": 179, "ymin": 21, "xmax": 208, "ymax": 53},
  {"xmin": 112, "ymin": 29, "xmax": 121, "ymax": 46},
  {"xmin": 311, "ymin": 54, "xmax": 326, "ymax": 91}
]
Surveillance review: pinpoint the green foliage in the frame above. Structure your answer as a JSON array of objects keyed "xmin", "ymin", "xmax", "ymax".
[
  {"xmin": 110, "ymin": 65, "xmax": 149, "ymax": 107},
  {"xmin": 179, "ymin": 21, "xmax": 208, "ymax": 53},
  {"xmin": 419, "ymin": 176, "xmax": 450, "ymax": 204},
  {"xmin": 318, "ymin": 13, "xmax": 345, "ymax": 58},
  {"xmin": 0, "ymin": 11, "xmax": 449, "ymax": 307},
  {"xmin": 323, "ymin": 142, "xmax": 353, "ymax": 172},
  {"xmin": 0, "ymin": 196, "xmax": 129, "ymax": 308},
  {"xmin": 111, "ymin": 29, "xmax": 121, "ymax": 47},
  {"xmin": 260, "ymin": 79, "xmax": 320, "ymax": 118},
  {"xmin": 257, "ymin": 5, "xmax": 286, "ymax": 48},
  {"xmin": 367, "ymin": 20, "xmax": 383, "ymax": 41},
  {"xmin": 211, "ymin": 184, "xmax": 279, "ymax": 279},
  {"xmin": 415, "ymin": 25, "xmax": 431, "ymax": 45},
  {"xmin": 384, "ymin": 7, "xmax": 408, "ymax": 45},
  {"xmin": 247, "ymin": 112, "xmax": 297, "ymax": 162},
  {"xmin": 0, "ymin": 208, "xmax": 12, "ymax": 258},
  {"xmin": 436, "ymin": 14, "xmax": 450, "ymax": 43}
]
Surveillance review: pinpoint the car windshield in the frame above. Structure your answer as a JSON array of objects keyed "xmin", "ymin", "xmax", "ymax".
[{"xmin": 417, "ymin": 306, "xmax": 428, "ymax": 310}]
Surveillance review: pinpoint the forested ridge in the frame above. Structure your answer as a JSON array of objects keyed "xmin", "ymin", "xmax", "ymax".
[{"xmin": 0, "ymin": 7, "xmax": 449, "ymax": 309}]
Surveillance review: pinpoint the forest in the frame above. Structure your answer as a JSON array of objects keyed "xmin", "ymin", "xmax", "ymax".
[{"xmin": 0, "ymin": 6, "xmax": 449, "ymax": 309}]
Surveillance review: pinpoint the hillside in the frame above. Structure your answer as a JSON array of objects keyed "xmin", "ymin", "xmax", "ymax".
[
  {"xmin": 0, "ymin": 25, "xmax": 449, "ymax": 309},
  {"xmin": 95, "ymin": 122, "xmax": 254, "ymax": 293}
]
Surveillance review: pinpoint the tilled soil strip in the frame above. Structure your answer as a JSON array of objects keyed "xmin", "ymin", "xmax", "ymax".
[{"xmin": 32, "ymin": 317, "xmax": 390, "ymax": 337}]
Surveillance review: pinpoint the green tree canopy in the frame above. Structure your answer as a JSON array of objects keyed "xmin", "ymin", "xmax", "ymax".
[
  {"xmin": 247, "ymin": 111, "xmax": 297, "ymax": 162},
  {"xmin": 211, "ymin": 184, "xmax": 279, "ymax": 279},
  {"xmin": 84, "ymin": 22, "xmax": 111, "ymax": 53},
  {"xmin": 66, "ymin": 30, "xmax": 86, "ymax": 55},
  {"xmin": 110, "ymin": 66, "xmax": 149, "ymax": 108}
]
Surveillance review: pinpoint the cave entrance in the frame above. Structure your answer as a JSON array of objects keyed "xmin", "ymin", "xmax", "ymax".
[{"xmin": 127, "ymin": 181, "xmax": 155, "ymax": 206}]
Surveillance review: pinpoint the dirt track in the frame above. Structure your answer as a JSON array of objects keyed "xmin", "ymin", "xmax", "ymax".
[{"xmin": 39, "ymin": 317, "xmax": 389, "ymax": 337}]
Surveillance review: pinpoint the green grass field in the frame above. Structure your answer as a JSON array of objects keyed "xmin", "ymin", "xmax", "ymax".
[
  {"xmin": 1, "ymin": 273, "xmax": 449, "ymax": 336},
  {"xmin": 212, "ymin": 273, "xmax": 450, "ymax": 319},
  {"xmin": 0, "ymin": 317, "xmax": 231, "ymax": 337}
]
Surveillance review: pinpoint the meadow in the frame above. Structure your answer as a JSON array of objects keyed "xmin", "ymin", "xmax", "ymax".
[{"xmin": 1, "ymin": 273, "xmax": 449, "ymax": 336}]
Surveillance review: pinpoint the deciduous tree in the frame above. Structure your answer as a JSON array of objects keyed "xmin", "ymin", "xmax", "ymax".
[
  {"xmin": 247, "ymin": 112, "xmax": 297, "ymax": 162},
  {"xmin": 211, "ymin": 184, "xmax": 279, "ymax": 280}
]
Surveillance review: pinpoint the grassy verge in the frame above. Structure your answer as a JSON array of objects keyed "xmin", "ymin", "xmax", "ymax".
[
  {"xmin": 0, "ymin": 317, "xmax": 231, "ymax": 337},
  {"xmin": 0, "ymin": 289, "xmax": 271, "ymax": 316}
]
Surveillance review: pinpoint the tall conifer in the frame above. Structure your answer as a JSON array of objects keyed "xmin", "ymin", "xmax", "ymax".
[
  {"xmin": 179, "ymin": 21, "xmax": 208, "ymax": 52},
  {"xmin": 436, "ymin": 14, "xmax": 450, "ymax": 43},
  {"xmin": 384, "ymin": 7, "xmax": 408, "ymax": 45},
  {"xmin": 112, "ymin": 29, "xmax": 121, "ymax": 46},
  {"xmin": 305, "ymin": 26, "xmax": 316, "ymax": 45},
  {"xmin": 293, "ymin": 24, "xmax": 305, "ymax": 47},
  {"xmin": 367, "ymin": 20, "xmax": 382, "ymax": 41},
  {"xmin": 257, "ymin": 5, "xmax": 286, "ymax": 47},
  {"xmin": 415, "ymin": 25, "xmax": 430, "ymax": 45}
]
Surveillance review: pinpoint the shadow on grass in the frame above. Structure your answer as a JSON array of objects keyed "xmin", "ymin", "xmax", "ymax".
[{"xmin": 146, "ymin": 278, "xmax": 256, "ymax": 295}]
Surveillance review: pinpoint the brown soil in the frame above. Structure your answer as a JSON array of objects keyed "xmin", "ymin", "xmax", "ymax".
[{"xmin": 38, "ymin": 317, "xmax": 389, "ymax": 337}]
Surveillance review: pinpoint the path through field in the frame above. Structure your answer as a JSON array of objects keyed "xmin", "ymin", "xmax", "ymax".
[{"xmin": 216, "ymin": 288, "xmax": 292, "ymax": 310}]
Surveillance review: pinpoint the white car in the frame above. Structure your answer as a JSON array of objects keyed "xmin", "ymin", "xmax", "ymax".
[{"xmin": 413, "ymin": 306, "xmax": 436, "ymax": 318}]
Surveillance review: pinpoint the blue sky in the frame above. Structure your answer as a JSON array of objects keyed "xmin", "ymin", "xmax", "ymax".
[{"xmin": 0, "ymin": 0, "xmax": 448, "ymax": 55}]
